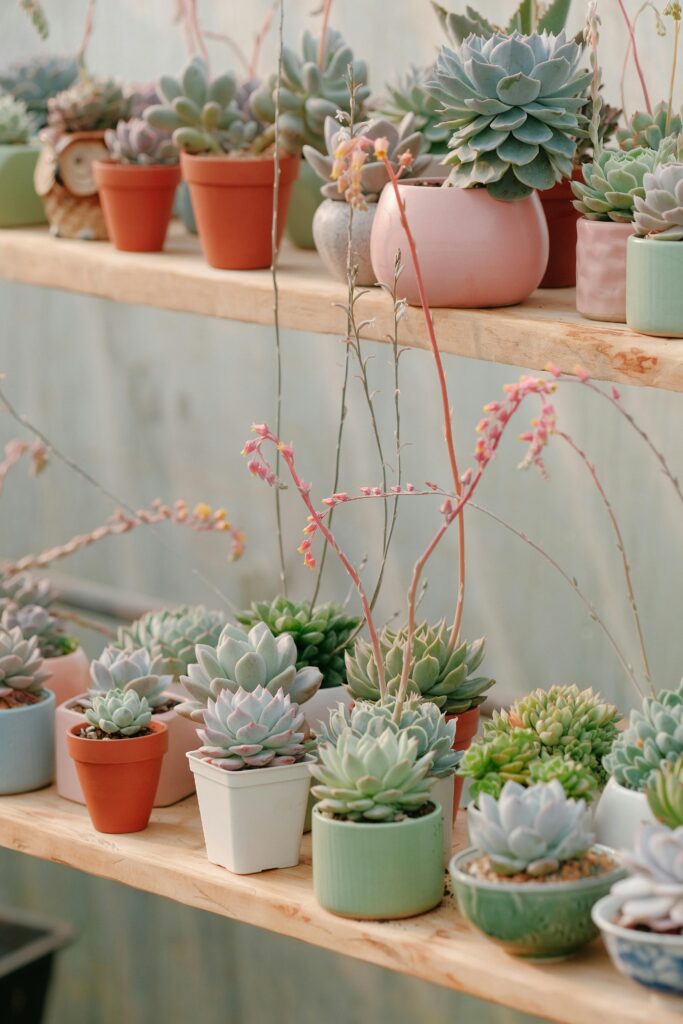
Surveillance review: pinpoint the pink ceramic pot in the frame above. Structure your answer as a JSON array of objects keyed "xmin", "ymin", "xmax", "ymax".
[
  {"xmin": 576, "ymin": 219, "xmax": 634, "ymax": 323},
  {"xmin": 44, "ymin": 646, "xmax": 90, "ymax": 706},
  {"xmin": 55, "ymin": 692, "xmax": 198, "ymax": 806},
  {"xmin": 370, "ymin": 179, "xmax": 549, "ymax": 308}
]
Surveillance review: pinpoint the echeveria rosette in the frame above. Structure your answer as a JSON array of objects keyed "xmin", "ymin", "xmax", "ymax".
[
  {"xmin": 177, "ymin": 622, "xmax": 322, "ymax": 723},
  {"xmin": 0, "ymin": 625, "xmax": 51, "ymax": 696},
  {"xmin": 427, "ymin": 31, "xmax": 592, "ymax": 201},
  {"xmin": 116, "ymin": 605, "xmax": 228, "ymax": 679},
  {"xmin": 459, "ymin": 728, "xmax": 541, "ymax": 799},
  {"xmin": 84, "ymin": 688, "xmax": 152, "ymax": 737},
  {"xmin": 613, "ymin": 823, "xmax": 683, "ymax": 933},
  {"xmin": 197, "ymin": 685, "xmax": 307, "ymax": 770},
  {"xmin": 89, "ymin": 646, "xmax": 172, "ymax": 710},
  {"xmin": 571, "ymin": 147, "xmax": 659, "ymax": 223},
  {"xmin": 0, "ymin": 55, "xmax": 78, "ymax": 128},
  {"xmin": 618, "ymin": 101, "xmax": 683, "ymax": 152},
  {"xmin": 603, "ymin": 683, "xmax": 683, "ymax": 791},
  {"xmin": 468, "ymin": 779, "xmax": 594, "ymax": 876},
  {"xmin": 105, "ymin": 118, "xmax": 177, "ymax": 165},
  {"xmin": 633, "ymin": 162, "xmax": 683, "ymax": 241},
  {"xmin": 0, "ymin": 571, "xmax": 54, "ymax": 609},
  {"xmin": 374, "ymin": 65, "xmax": 451, "ymax": 153},
  {"xmin": 0, "ymin": 95, "xmax": 33, "ymax": 145},
  {"xmin": 647, "ymin": 757, "xmax": 683, "ymax": 830},
  {"xmin": 47, "ymin": 76, "xmax": 130, "ymax": 135},
  {"xmin": 1, "ymin": 603, "xmax": 77, "ymax": 659},
  {"xmin": 528, "ymin": 754, "xmax": 598, "ymax": 803}
]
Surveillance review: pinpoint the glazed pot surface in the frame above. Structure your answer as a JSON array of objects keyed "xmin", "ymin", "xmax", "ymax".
[
  {"xmin": 593, "ymin": 894, "xmax": 683, "ymax": 996},
  {"xmin": 0, "ymin": 690, "xmax": 55, "ymax": 794},
  {"xmin": 312, "ymin": 200, "xmax": 377, "ymax": 286},
  {"xmin": 626, "ymin": 236, "xmax": 683, "ymax": 337},
  {"xmin": 576, "ymin": 219, "xmax": 634, "ymax": 322}
]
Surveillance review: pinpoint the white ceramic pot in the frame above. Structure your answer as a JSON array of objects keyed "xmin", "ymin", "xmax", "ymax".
[
  {"xmin": 593, "ymin": 894, "xmax": 683, "ymax": 998},
  {"xmin": 312, "ymin": 199, "xmax": 377, "ymax": 286},
  {"xmin": 430, "ymin": 774, "xmax": 455, "ymax": 866},
  {"xmin": 304, "ymin": 685, "xmax": 353, "ymax": 735},
  {"xmin": 55, "ymin": 692, "xmax": 197, "ymax": 806},
  {"xmin": 188, "ymin": 751, "xmax": 312, "ymax": 874},
  {"xmin": 594, "ymin": 777, "xmax": 657, "ymax": 850},
  {"xmin": 44, "ymin": 646, "xmax": 90, "ymax": 706}
]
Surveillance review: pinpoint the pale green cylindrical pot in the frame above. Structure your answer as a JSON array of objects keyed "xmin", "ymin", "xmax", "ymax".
[
  {"xmin": 312, "ymin": 804, "xmax": 444, "ymax": 920},
  {"xmin": 626, "ymin": 235, "xmax": 683, "ymax": 337},
  {"xmin": 0, "ymin": 690, "xmax": 55, "ymax": 794},
  {"xmin": 285, "ymin": 161, "xmax": 323, "ymax": 250},
  {"xmin": 0, "ymin": 143, "xmax": 47, "ymax": 227}
]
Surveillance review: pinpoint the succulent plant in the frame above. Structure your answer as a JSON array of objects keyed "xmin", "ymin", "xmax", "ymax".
[
  {"xmin": 633, "ymin": 162, "xmax": 683, "ymax": 241},
  {"xmin": 618, "ymin": 101, "xmax": 683, "ymax": 152},
  {"xmin": 647, "ymin": 757, "xmax": 683, "ymax": 830},
  {"xmin": 145, "ymin": 57, "xmax": 260, "ymax": 156},
  {"xmin": 116, "ymin": 605, "xmax": 227, "ymax": 679},
  {"xmin": 603, "ymin": 683, "xmax": 683, "ymax": 791},
  {"xmin": 374, "ymin": 66, "xmax": 451, "ymax": 153},
  {"xmin": 249, "ymin": 28, "xmax": 370, "ymax": 153},
  {"xmin": 0, "ymin": 603, "xmax": 76, "ymax": 659},
  {"xmin": 319, "ymin": 695, "xmax": 460, "ymax": 777},
  {"xmin": 0, "ymin": 624, "xmax": 51, "ymax": 695},
  {"xmin": 459, "ymin": 728, "xmax": 541, "ymax": 799},
  {"xmin": 47, "ymin": 75, "xmax": 130, "ymax": 135},
  {"xmin": 177, "ymin": 622, "xmax": 322, "ymax": 723},
  {"xmin": 304, "ymin": 115, "xmax": 432, "ymax": 203},
  {"xmin": 0, "ymin": 95, "xmax": 33, "ymax": 145},
  {"xmin": 613, "ymin": 823, "xmax": 683, "ymax": 933},
  {"xmin": 428, "ymin": 32, "xmax": 592, "ymax": 200},
  {"xmin": 488, "ymin": 684, "xmax": 618, "ymax": 784},
  {"xmin": 571, "ymin": 147, "xmax": 659, "ymax": 222},
  {"xmin": 84, "ymin": 688, "xmax": 152, "ymax": 738},
  {"xmin": 125, "ymin": 83, "xmax": 160, "ymax": 120},
  {"xmin": 104, "ymin": 118, "xmax": 177, "ymax": 165},
  {"xmin": 0, "ymin": 571, "xmax": 54, "ymax": 609},
  {"xmin": 528, "ymin": 754, "xmax": 598, "ymax": 802},
  {"xmin": 432, "ymin": 0, "xmax": 575, "ymax": 46},
  {"xmin": 311, "ymin": 727, "xmax": 435, "ymax": 822},
  {"xmin": 236, "ymin": 596, "xmax": 358, "ymax": 689},
  {"xmin": 468, "ymin": 779, "xmax": 594, "ymax": 876},
  {"xmin": 345, "ymin": 622, "xmax": 493, "ymax": 714},
  {"xmin": 89, "ymin": 646, "xmax": 172, "ymax": 710},
  {"xmin": 0, "ymin": 55, "xmax": 78, "ymax": 128},
  {"xmin": 197, "ymin": 685, "xmax": 307, "ymax": 770},
  {"xmin": 574, "ymin": 97, "xmax": 621, "ymax": 164}
]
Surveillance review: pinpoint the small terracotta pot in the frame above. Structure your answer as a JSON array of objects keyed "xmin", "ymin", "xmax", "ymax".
[
  {"xmin": 180, "ymin": 152, "xmax": 299, "ymax": 270},
  {"xmin": 44, "ymin": 646, "xmax": 90, "ymax": 706},
  {"xmin": 446, "ymin": 705, "xmax": 481, "ymax": 821},
  {"xmin": 93, "ymin": 160, "xmax": 181, "ymax": 252},
  {"xmin": 67, "ymin": 721, "xmax": 168, "ymax": 833},
  {"xmin": 576, "ymin": 219, "xmax": 634, "ymax": 322},
  {"xmin": 538, "ymin": 171, "xmax": 582, "ymax": 288}
]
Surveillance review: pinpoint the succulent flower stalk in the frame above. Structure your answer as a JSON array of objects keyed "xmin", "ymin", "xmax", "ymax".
[
  {"xmin": 84, "ymin": 688, "xmax": 152, "ymax": 737},
  {"xmin": 603, "ymin": 682, "xmax": 683, "ymax": 791},
  {"xmin": 116, "ymin": 605, "xmax": 227, "ymax": 679},
  {"xmin": 89, "ymin": 646, "xmax": 172, "ymax": 710},
  {"xmin": 197, "ymin": 685, "xmax": 307, "ymax": 770},
  {"xmin": 613, "ymin": 823, "xmax": 683, "ymax": 933}
]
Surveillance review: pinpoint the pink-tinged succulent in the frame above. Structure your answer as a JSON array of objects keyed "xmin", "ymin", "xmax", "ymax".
[
  {"xmin": 614, "ymin": 823, "xmax": 683, "ymax": 933},
  {"xmin": 196, "ymin": 685, "xmax": 307, "ymax": 770},
  {"xmin": 105, "ymin": 117, "xmax": 178, "ymax": 166}
]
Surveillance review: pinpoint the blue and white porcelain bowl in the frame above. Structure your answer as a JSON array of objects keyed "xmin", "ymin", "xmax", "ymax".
[{"xmin": 593, "ymin": 894, "xmax": 683, "ymax": 999}]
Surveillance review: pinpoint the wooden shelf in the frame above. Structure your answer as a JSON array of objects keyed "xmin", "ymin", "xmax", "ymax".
[
  {"xmin": 0, "ymin": 225, "xmax": 680, "ymax": 392},
  {"xmin": 0, "ymin": 787, "xmax": 679, "ymax": 1024}
]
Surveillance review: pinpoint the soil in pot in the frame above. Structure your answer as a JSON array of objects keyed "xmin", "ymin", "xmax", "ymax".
[{"xmin": 93, "ymin": 160, "xmax": 181, "ymax": 252}]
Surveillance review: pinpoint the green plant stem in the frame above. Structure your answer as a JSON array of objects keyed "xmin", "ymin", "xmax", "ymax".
[
  {"xmin": 666, "ymin": 16, "xmax": 681, "ymax": 133},
  {"xmin": 271, "ymin": 0, "xmax": 287, "ymax": 597},
  {"xmin": 617, "ymin": 0, "xmax": 653, "ymax": 115}
]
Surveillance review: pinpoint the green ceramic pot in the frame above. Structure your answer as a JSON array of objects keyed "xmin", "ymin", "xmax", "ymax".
[
  {"xmin": 0, "ymin": 142, "xmax": 46, "ymax": 227},
  {"xmin": 285, "ymin": 161, "xmax": 323, "ymax": 250},
  {"xmin": 626, "ymin": 236, "xmax": 683, "ymax": 338},
  {"xmin": 312, "ymin": 803, "xmax": 444, "ymax": 920},
  {"xmin": 450, "ymin": 845, "xmax": 625, "ymax": 960}
]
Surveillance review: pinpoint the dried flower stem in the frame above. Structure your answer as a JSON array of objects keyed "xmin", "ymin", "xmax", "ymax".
[
  {"xmin": 52, "ymin": 606, "xmax": 115, "ymax": 639},
  {"xmin": 0, "ymin": 440, "xmax": 47, "ymax": 498},
  {"xmin": 666, "ymin": 4, "xmax": 681, "ymax": 133},
  {"xmin": 249, "ymin": 0, "xmax": 279, "ymax": 79},
  {"xmin": 18, "ymin": 0, "xmax": 48, "ymax": 40},
  {"xmin": 317, "ymin": 0, "xmax": 335, "ymax": 69},
  {"xmin": 185, "ymin": 0, "xmax": 209, "ymax": 68},
  {"xmin": 271, "ymin": 0, "xmax": 287, "ymax": 597},
  {"xmin": 618, "ymin": 0, "xmax": 653, "ymax": 114},
  {"xmin": 77, "ymin": 0, "xmax": 97, "ymax": 73}
]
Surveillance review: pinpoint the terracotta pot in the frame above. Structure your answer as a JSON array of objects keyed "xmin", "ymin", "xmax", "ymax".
[
  {"xmin": 446, "ymin": 705, "xmax": 481, "ymax": 821},
  {"xmin": 93, "ymin": 160, "xmax": 181, "ymax": 252},
  {"xmin": 312, "ymin": 199, "xmax": 377, "ymax": 286},
  {"xmin": 67, "ymin": 720, "xmax": 168, "ymax": 833},
  {"xmin": 370, "ymin": 179, "xmax": 548, "ymax": 308},
  {"xmin": 538, "ymin": 171, "xmax": 582, "ymax": 288},
  {"xmin": 576, "ymin": 219, "xmax": 634, "ymax": 322},
  {"xmin": 44, "ymin": 646, "xmax": 90, "ymax": 706},
  {"xmin": 180, "ymin": 152, "xmax": 299, "ymax": 269}
]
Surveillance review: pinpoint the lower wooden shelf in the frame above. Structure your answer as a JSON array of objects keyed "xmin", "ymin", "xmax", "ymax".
[{"xmin": 0, "ymin": 787, "xmax": 679, "ymax": 1024}]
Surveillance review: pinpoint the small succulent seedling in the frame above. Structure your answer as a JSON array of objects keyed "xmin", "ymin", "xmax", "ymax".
[
  {"xmin": 47, "ymin": 76, "xmax": 130, "ymax": 135},
  {"xmin": 84, "ymin": 688, "xmax": 152, "ymax": 738}
]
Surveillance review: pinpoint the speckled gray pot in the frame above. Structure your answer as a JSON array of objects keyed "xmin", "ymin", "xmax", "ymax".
[{"xmin": 312, "ymin": 199, "xmax": 377, "ymax": 286}]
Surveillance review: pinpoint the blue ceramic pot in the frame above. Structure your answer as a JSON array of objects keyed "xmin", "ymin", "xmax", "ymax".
[
  {"xmin": 0, "ymin": 690, "xmax": 55, "ymax": 794},
  {"xmin": 593, "ymin": 894, "xmax": 683, "ymax": 996}
]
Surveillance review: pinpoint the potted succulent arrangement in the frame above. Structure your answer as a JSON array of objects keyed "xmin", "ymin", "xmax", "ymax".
[
  {"xmin": 67, "ymin": 688, "xmax": 168, "ymax": 833},
  {"xmin": 596, "ymin": 681, "xmax": 683, "ymax": 850},
  {"xmin": 93, "ymin": 117, "xmax": 180, "ymax": 252},
  {"xmin": 250, "ymin": 29, "xmax": 371, "ymax": 249},
  {"xmin": 303, "ymin": 115, "xmax": 430, "ymax": 286},
  {"xmin": 55, "ymin": 645, "xmax": 197, "ymax": 807},
  {"xmin": 145, "ymin": 56, "xmax": 298, "ymax": 270},
  {"xmin": 0, "ymin": 624, "xmax": 53, "ymax": 794},
  {"xmin": 593, "ymin": 758, "xmax": 683, "ymax": 995},
  {"xmin": 0, "ymin": 95, "xmax": 47, "ymax": 227},
  {"xmin": 450, "ymin": 779, "xmax": 625, "ymax": 959}
]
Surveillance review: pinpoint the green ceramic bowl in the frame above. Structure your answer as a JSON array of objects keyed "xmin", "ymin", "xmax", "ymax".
[{"xmin": 450, "ymin": 845, "xmax": 625, "ymax": 960}]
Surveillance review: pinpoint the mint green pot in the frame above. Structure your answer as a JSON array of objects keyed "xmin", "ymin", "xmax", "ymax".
[
  {"xmin": 626, "ymin": 235, "xmax": 683, "ymax": 337},
  {"xmin": 312, "ymin": 804, "xmax": 444, "ymax": 920},
  {"xmin": 0, "ymin": 142, "xmax": 47, "ymax": 227},
  {"xmin": 0, "ymin": 690, "xmax": 55, "ymax": 794},
  {"xmin": 285, "ymin": 161, "xmax": 323, "ymax": 250},
  {"xmin": 450, "ymin": 846, "xmax": 625, "ymax": 960}
]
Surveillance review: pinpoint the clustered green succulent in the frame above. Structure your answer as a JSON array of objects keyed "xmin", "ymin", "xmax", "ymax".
[
  {"xmin": 116, "ymin": 605, "xmax": 227, "ymax": 680},
  {"xmin": 319, "ymin": 695, "xmax": 460, "ymax": 777},
  {"xmin": 646, "ymin": 757, "xmax": 683, "ymax": 830},
  {"xmin": 618, "ymin": 101, "xmax": 683, "ymax": 152},
  {"xmin": 432, "ymin": 0, "xmax": 575, "ymax": 46},
  {"xmin": 0, "ymin": 571, "xmax": 54, "ymax": 609},
  {"xmin": 177, "ymin": 622, "xmax": 322, "ymax": 723},
  {"xmin": 428, "ymin": 31, "xmax": 591, "ymax": 201},
  {"xmin": 468, "ymin": 779, "xmax": 594, "ymax": 876},
  {"xmin": 375, "ymin": 66, "xmax": 451, "ymax": 153},
  {"xmin": 633, "ymin": 162, "xmax": 683, "ymax": 241},
  {"xmin": 145, "ymin": 57, "xmax": 260, "ymax": 155},
  {"xmin": 345, "ymin": 622, "xmax": 493, "ymax": 714},
  {"xmin": 614, "ymin": 822, "xmax": 683, "ymax": 933},
  {"xmin": 0, "ymin": 95, "xmax": 33, "ymax": 145},
  {"xmin": 250, "ymin": 29, "xmax": 370, "ymax": 152},
  {"xmin": 105, "ymin": 118, "xmax": 177, "ymax": 165},
  {"xmin": 197, "ymin": 685, "xmax": 307, "ymax": 770},
  {"xmin": 89, "ymin": 646, "xmax": 172, "ymax": 710},
  {"xmin": 1, "ymin": 603, "xmax": 76, "ymax": 659},
  {"xmin": 84, "ymin": 688, "xmax": 152, "ymax": 738},
  {"xmin": 47, "ymin": 75, "xmax": 130, "ymax": 134},
  {"xmin": 571, "ymin": 147, "xmax": 660, "ymax": 222},
  {"xmin": 0, "ymin": 624, "xmax": 50, "ymax": 696},
  {"xmin": 311, "ymin": 728, "xmax": 434, "ymax": 822},
  {"xmin": 304, "ymin": 115, "xmax": 431, "ymax": 203},
  {"xmin": 0, "ymin": 55, "xmax": 78, "ymax": 127},
  {"xmin": 236, "ymin": 596, "xmax": 358, "ymax": 689},
  {"xmin": 603, "ymin": 682, "xmax": 683, "ymax": 791},
  {"xmin": 488, "ymin": 684, "xmax": 618, "ymax": 784}
]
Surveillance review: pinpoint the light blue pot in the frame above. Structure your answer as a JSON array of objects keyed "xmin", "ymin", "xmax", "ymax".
[
  {"xmin": 593, "ymin": 894, "xmax": 683, "ymax": 996},
  {"xmin": 0, "ymin": 690, "xmax": 55, "ymax": 794},
  {"xmin": 626, "ymin": 236, "xmax": 683, "ymax": 337}
]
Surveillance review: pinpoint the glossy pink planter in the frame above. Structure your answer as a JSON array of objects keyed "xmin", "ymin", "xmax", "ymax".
[
  {"xmin": 576, "ymin": 219, "xmax": 634, "ymax": 323},
  {"xmin": 44, "ymin": 647, "xmax": 90, "ymax": 706},
  {"xmin": 55, "ymin": 692, "xmax": 198, "ymax": 806},
  {"xmin": 370, "ymin": 179, "xmax": 548, "ymax": 308}
]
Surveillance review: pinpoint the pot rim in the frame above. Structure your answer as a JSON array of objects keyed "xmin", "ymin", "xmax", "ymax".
[
  {"xmin": 628, "ymin": 234, "xmax": 683, "ymax": 251},
  {"xmin": 592, "ymin": 893, "xmax": 683, "ymax": 947},
  {"xmin": 604, "ymin": 776, "xmax": 646, "ymax": 796},
  {"xmin": 59, "ymin": 690, "xmax": 182, "ymax": 722},
  {"xmin": 67, "ymin": 718, "xmax": 168, "ymax": 763},
  {"xmin": 0, "ymin": 688, "xmax": 55, "ymax": 717},
  {"xmin": 450, "ymin": 844, "xmax": 624, "ymax": 893},
  {"xmin": 312, "ymin": 802, "xmax": 442, "ymax": 831},
  {"xmin": 187, "ymin": 748, "xmax": 314, "ymax": 786}
]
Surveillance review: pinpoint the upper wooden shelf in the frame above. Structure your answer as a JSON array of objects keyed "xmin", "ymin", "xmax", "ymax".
[
  {"xmin": 0, "ymin": 787, "xmax": 679, "ymax": 1024},
  {"xmin": 0, "ymin": 225, "xmax": 680, "ymax": 393}
]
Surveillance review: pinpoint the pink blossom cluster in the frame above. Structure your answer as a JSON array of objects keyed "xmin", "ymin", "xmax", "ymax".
[{"xmin": 330, "ymin": 135, "xmax": 414, "ymax": 209}]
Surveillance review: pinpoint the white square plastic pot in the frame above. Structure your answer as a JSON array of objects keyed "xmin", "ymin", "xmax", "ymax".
[{"xmin": 188, "ymin": 751, "xmax": 312, "ymax": 874}]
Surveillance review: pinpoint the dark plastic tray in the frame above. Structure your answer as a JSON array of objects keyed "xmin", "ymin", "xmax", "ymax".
[{"xmin": 0, "ymin": 905, "xmax": 72, "ymax": 1023}]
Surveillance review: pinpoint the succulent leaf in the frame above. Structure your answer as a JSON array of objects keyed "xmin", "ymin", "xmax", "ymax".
[
  {"xmin": 646, "ymin": 757, "xmax": 683, "ymax": 829},
  {"xmin": 196, "ymin": 685, "xmax": 307, "ymax": 770},
  {"xmin": 0, "ymin": 602, "xmax": 76, "ymax": 659},
  {"xmin": 0, "ymin": 624, "xmax": 51, "ymax": 695},
  {"xmin": 84, "ymin": 688, "xmax": 152, "ymax": 737},
  {"xmin": 633, "ymin": 161, "xmax": 683, "ymax": 241},
  {"xmin": 47, "ymin": 76, "xmax": 130, "ymax": 134},
  {"xmin": 603, "ymin": 682, "xmax": 683, "ymax": 791},
  {"xmin": 613, "ymin": 822, "xmax": 683, "ymax": 932},
  {"xmin": 88, "ymin": 646, "xmax": 172, "ymax": 709}
]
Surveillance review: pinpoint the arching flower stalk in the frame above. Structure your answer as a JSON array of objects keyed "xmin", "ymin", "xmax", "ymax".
[{"xmin": 0, "ymin": 439, "xmax": 48, "ymax": 497}]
